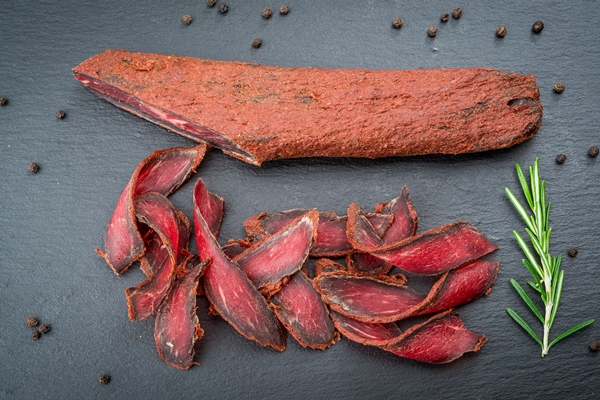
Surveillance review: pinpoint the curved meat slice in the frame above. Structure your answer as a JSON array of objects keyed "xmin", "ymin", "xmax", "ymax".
[
  {"xmin": 193, "ymin": 179, "xmax": 287, "ymax": 351},
  {"xmin": 347, "ymin": 203, "xmax": 498, "ymax": 275},
  {"xmin": 346, "ymin": 252, "xmax": 393, "ymax": 276},
  {"xmin": 314, "ymin": 271, "xmax": 445, "ymax": 323},
  {"xmin": 364, "ymin": 213, "xmax": 394, "ymax": 239},
  {"xmin": 192, "ymin": 178, "xmax": 225, "ymax": 238},
  {"xmin": 270, "ymin": 271, "xmax": 338, "ymax": 350},
  {"xmin": 234, "ymin": 211, "xmax": 318, "ymax": 296},
  {"xmin": 221, "ymin": 239, "xmax": 252, "ymax": 260},
  {"xmin": 154, "ymin": 259, "xmax": 209, "ymax": 370},
  {"xmin": 314, "ymin": 258, "xmax": 346, "ymax": 277},
  {"xmin": 378, "ymin": 186, "xmax": 418, "ymax": 245},
  {"xmin": 95, "ymin": 144, "xmax": 206, "ymax": 274},
  {"xmin": 329, "ymin": 310, "xmax": 402, "ymax": 344},
  {"xmin": 414, "ymin": 260, "xmax": 500, "ymax": 316}
]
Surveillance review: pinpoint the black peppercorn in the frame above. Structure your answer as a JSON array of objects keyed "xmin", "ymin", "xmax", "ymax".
[
  {"xmin": 26, "ymin": 317, "xmax": 39, "ymax": 327},
  {"xmin": 32, "ymin": 331, "xmax": 41, "ymax": 340},
  {"xmin": 589, "ymin": 339, "xmax": 600, "ymax": 351},
  {"xmin": 588, "ymin": 146, "xmax": 599, "ymax": 157},
  {"xmin": 182, "ymin": 15, "xmax": 193, "ymax": 25},
  {"xmin": 496, "ymin": 26, "xmax": 507, "ymax": 38},
  {"xmin": 556, "ymin": 154, "xmax": 566, "ymax": 164},
  {"xmin": 280, "ymin": 5, "xmax": 290, "ymax": 15},
  {"xmin": 56, "ymin": 110, "xmax": 66, "ymax": 119},
  {"xmin": 452, "ymin": 7, "xmax": 462, "ymax": 19},
  {"xmin": 28, "ymin": 162, "xmax": 39, "ymax": 173},
  {"xmin": 392, "ymin": 18, "xmax": 403, "ymax": 29},
  {"xmin": 532, "ymin": 21, "xmax": 544, "ymax": 33},
  {"xmin": 0, "ymin": 96, "xmax": 7, "ymax": 106},
  {"xmin": 207, "ymin": 0, "xmax": 216, "ymax": 7},
  {"xmin": 99, "ymin": 375, "xmax": 111, "ymax": 385},
  {"xmin": 219, "ymin": 3, "xmax": 228, "ymax": 14},
  {"xmin": 428, "ymin": 26, "xmax": 437, "ymax": 37},
  {"xmin": 567, "ymin": 247, "xmax": 579, "ymax": 257},
  {"xmin": 38, "ymin": 324, "xmax": 51, "ymax": 334},
  {"xmin": 441, "ymin": 13, "xmax": 449, "ymax": 23},
  {"xmin": 554, "ymin": 83, "xmax": 565, "ymax": 94},
  {"xmin": 252, "ymin": 38, "xmax": 262, "ymax": 48},
  {"xmin": 262, "ymin": 7, "xmax": 273, "ymax": 19}
]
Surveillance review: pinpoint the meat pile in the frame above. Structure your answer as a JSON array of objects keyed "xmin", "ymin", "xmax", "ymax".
[{"xmin": 98, "ymin": 146, "xmax": 499, "ymax": 369}]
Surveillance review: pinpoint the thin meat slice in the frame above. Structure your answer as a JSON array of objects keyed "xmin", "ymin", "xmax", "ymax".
[
  {"xmin": 365, "ymin": 213, "xmax": 394, "ymax": 239},
  {"xmin": 125, "ymin": 193, "xmax": 184, "ymax": 321},
  {"xmin": 234, "ymin": 211, "xmax": 319, "ymax": 296},
  {"xmin": 192, "ymin": 179, "xmax": 225, "ymax": 238},
  {"xmin": 314, "ymin": 259, "xmax": 346, "ymax": 277},
  {"xmin": 95, "ymin": 144, "xmax": 206, "ymax": 274},
  {"xmin": 347, "ymin": 203, "xmax": 499, "ymax": 275},
  {"xmin": 193, "ymin": 179, "xmax": 286, "ymax": 350},
  {"xmin": 414, "ymin": 260, "xmax": 500, "ymax": 316},
  {"xmin": 270, "ymin": 271, "xmax": 338, "ymax": 350},
  {"xmin": 314, "ymin": 271, "xmax": 445, "ymax": 323},
  {"xmin": 379, "ymin": 186, "xmax": 418, "ymax": 244},
  {"xmin": 73, "ymin": 50, "xmax": 543, "ymax": 166},
  {"xmin": 346, "ymin": 252, "xmax": 393, "ymax": 276},
  {"xmin": 329, "ymin": 310, "xmax": 403, "ymax": 345},
  {"xmin": 154, "ymin": 259, "xmax": 209, "ymax": 370},
  {"xmin": 222, "ymin": 239, "xmax": 252, "ymax": 260}
]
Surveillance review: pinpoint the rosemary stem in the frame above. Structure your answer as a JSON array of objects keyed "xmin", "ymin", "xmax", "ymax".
[{"xmin": 542, "ymin": 302, "xmax": 552, "ymax": 356}]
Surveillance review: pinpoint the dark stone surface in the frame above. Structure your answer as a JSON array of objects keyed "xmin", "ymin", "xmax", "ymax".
[{"xmin": 1, "ymin": 1, "xmax": 599, "ymax": 399}]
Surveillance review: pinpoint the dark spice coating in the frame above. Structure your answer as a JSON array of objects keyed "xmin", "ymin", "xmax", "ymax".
[{"xmin": 73, "ymin": 50, "xmax": 543, "ymax": 166}]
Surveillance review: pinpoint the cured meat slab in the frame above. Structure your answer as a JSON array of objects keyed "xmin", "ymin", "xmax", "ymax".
[{"xmin": 73, "ymin": 50, "xmax": 543, "ymax": 166}]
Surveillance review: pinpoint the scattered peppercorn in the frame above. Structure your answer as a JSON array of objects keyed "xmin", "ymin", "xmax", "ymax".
[
  {"xmin": 28, "ymin": 162, "xmax": 39, "ymax": 173},
  {"xmin": 262, "ymin": 7, "xmax": 273, "ymax": 19},
  {"xmin": 532, "ymin": 21, "xmax": 544, "ymax": 33},
  {"xmin": 99, "ymin": 375, "xmax": 111, "ymax": 385},
  {"xmin": 428, "ymin": 26, "xmax": 437, "ymax": 37},
  {"xmin": 567, "ymin": 247, "xmax": 579, "ymax": 257},
  {"xmin": 496, "ymin": 26, "xmax": 507, "ymax": 38},
  {"xmin": 391, "ymin": 18, "xmax": 404, "ymax": 29},
  {"xmin": 452, "ymin": 7, "xmax": 462, "ymax": 19},
  {"xmin": 26, "ymin": 317, "xmax": 39, "ymax": 327},
  {"xmin": 207, "ymin": 0, "xmax": 217, "ymax": 7},
  {"xmin": 32, "ymin": 331, "xmax": 41, "ymax": 341},
  {"xmin": 252, "ymin": 38, "xmax": 263, "ymax": 48},
  {"xmin": 554, "ymin": 83, "xmax": 565, "ymax": 94},
  {"xmin": 182, "ymin": 15, "xmax": 193, "ymax": 25},
  {"xmin": 56, "ymin": 110, "xmax": 66, "ymax": 119},
  {"xmin": 441, "ymin": 13, "xmax": 449, "ymax": 23},
  {"xmin": 556, "ymin": 154, "xmax": 566, "ymax": 164},
  {"xmin": 589, "ymin": 339, "xmax": 600, "ymax": 351},
  {"xmin": 219, "ymin": 3, "xmax": 228, "ymax": 14},
  {"xmin": 280, "ymin": 5, "xmax": 290, "ymax": 15},
  {"xmin": 0, "ymin": 96, "xmax": 7, "ymax": 106},
  {"xmin": 38, "ymin": 324, "xmax": 51, "ymax": 334},
  {"xmin": 588, "ymin": 146, "xmax": 599, "ymax": 157}
]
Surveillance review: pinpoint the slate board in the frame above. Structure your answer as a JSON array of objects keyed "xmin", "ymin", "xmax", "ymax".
[{"xmin": 1, "ymin": 1, "xmax": 599, "ymax": 399}]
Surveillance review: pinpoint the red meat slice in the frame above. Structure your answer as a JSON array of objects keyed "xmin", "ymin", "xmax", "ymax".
[
  {"xmin": 125, "ymin": 193, "xmax": 185, "ymax": 321},
  {"xmin": 364, "ymin": 213, "xmax": 394, "ymax": 239},
  {"xmin": 192, "ymin": 179, "xmax": 225, "ymax": 238},
  {"xmin": 221, "ymin": 239, "xmax": 252, "ymax": 260},
  {"xmin": 378, "ymin": 186, "xmax": 418, "ymax": 244},
  {"xmin": 139, "ymin": 229, "xmax": 170, "ymax": 277},
  {"xmin": 270, "ymin": 271, "xmax": 338, "ymax": 350},
  {"xmin": 95, "ymin": 145, "xmax": 206, "ymax": 274},
  {"xmin": 314, "ymin": 271, "xmax": 445, "ymax": 323},
  {"xmin": 234, "ymin": 211, "xmax": 318, "ymax": 296},
  {"xmin": 314, "ymin": 259, "xmax": 346, "ymax": 277},
  {"xmin": 193, "ymin": 179, "xmax": 287, "ymax": 350},
  {"xmin": 346, "ymin": 252, "xmax": 393, "ymax": 275},
  {"xmin": 154, "ymin": 258, "xmax": 209, "ymax": 370},
  {"xmin": 329, "ymin": 310, "xmax": 403, "ymax": 344},
  {"xmin": 347, "ymin": 203, "xmax": 498, "ymax": 275},
  {"xmin": 414, "ymin": 260, "xmax": 500, "ymax": 316}
]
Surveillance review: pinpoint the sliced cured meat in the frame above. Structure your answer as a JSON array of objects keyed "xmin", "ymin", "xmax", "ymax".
[
  {"xmin": 314, "ymin": 271, "xmax": 445, "ymax": 323},
  {"xmin": 73, "ymin": 50, "xmax": 543, "ymax": 166},
  {"xmin": 154, "ymin": 259, "xmax": 209, "ymax": 370},
  {"xmin": 329, "ymin": 310, "xmax": 402, "ymax": 345},
  {"xmin": 125, "ymin": 193, "xmax": 184, "ymax": 321},
  {"xmin": 347, "ymin": 203, "xmax": 499, "ymax": 275},
  {"xmin": 414, "ymin": 260, "xmax": 500, "ymax": 316},
  {"xmin": 95, "ymin": 144, "xmax": 206, "ymax": 274},
  {"xmin": 192, "ymin": 179, "xmax": 225, "ymax": 238},
  {"xmin": 346, "ymin": 252, "xmax": 392, "ymax": 276},
  {"xmin": 378, "ymin": 186, "xmax": 418, "ymax": 244},
  {"xmin": 193, "ymin": 179, "xmax": 287, "ymax": 350},
  {"xmin": 314, "ymin": 258, "xmax": 346, "ymax": 277},
  {"xmin": 364, "ymin": 212, "xmax": 394, "ymax": 239},
  {"xmin": 270, "ymin": 272, "xmax": 338, "ymax": 350},
  {"xmin": 140, "ymin": 229, "xmax": 170, "ymax": 277},
  {"xmin": 221, "ymin": 239, "xmax": 252, "ymax": 260}
]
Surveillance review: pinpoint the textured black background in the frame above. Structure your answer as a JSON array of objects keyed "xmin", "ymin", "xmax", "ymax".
[{"xmin": 1, "ymin": 1, "xmax": 599, "ymax": 399}]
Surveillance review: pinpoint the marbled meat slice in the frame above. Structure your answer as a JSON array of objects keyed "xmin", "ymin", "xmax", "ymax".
[
  {"xmin": 192, "ymin": 178, "xmax": 225, "ymax": 238},
  {"xmin": 379, "ymin": 186, "xmax": 418, "ymax": 244},
  {"xmin": 347, "ymin": 203, "xmax": 498, "ymax": 275},
  {"xmin": 234, "ymin": 210, "xmax": 318, "ymax": 295},
  {"xmin": 95, "ymin": 144, "xmax": 206, "ymax": 274},
  {"xmin": 414, "ymin": 260, "xmax": 500, "ymax": 316},
  {"xmin": 314, "ymin": 271, "xmax": 445, "ymax": 323},
  {"xmin": 125, "ymin": 193, "xmax": 184, "ymax": 321},
  {"xmin": 346, "ymin": 252, "xmax": 393, "ymax": 276},
  {"xmin": 193, "ymin": 179, "xmax": 286, "ymax": 350},
  {"xmin": 73, "ymin": 50, "xmax": 543, "ymax": 166},
  {"xmin": 364, "ymin": 212, "xmax": 394, "ymax": 239},
  {"xmin": 329, "ymin": 310, "xmax": 403, "ymax": 345},
  {"xmin": 271, "ymin": 271, "xmax": 338, "ymax": 350},
  {"xmin": 154, "ymin": 258, "xmax": 209, "ymax": 370},
  {"xmin": 314, "ymin": 258, "xmax": 346, "ymax": 277}
]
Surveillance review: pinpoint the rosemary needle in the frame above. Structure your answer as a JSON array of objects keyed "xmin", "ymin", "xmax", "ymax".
[{"xmin": 505, "ymin": 158, "xmax": 594, "ymax": 356}]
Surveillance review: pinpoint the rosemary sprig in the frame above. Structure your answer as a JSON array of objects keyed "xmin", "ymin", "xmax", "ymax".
[{"xmin": 505, "ymin": 158, "xmax": 594, "ymax": 356}]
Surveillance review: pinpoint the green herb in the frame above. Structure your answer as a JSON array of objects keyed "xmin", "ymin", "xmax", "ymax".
[{"xmin": 505, "ymin": 158, "xmax": 594, "ymax": 356}]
